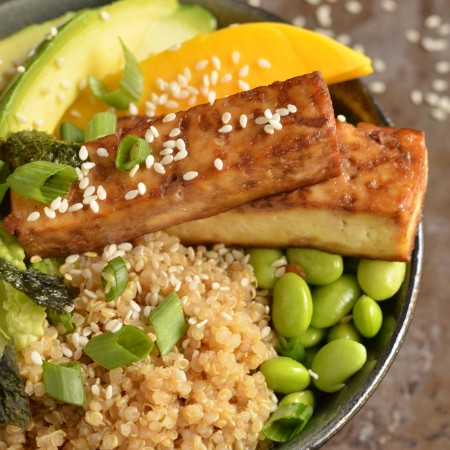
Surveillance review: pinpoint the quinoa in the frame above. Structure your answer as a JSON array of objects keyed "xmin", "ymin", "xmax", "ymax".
[{"xmin": 0, "ymin": 232, "xmax": 277, "ymax": 449}]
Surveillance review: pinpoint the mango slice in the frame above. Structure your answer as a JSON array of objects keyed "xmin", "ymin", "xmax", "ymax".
[{"xmin": 62, "ymin": 22, "xmax": 373, "ymax": 128}]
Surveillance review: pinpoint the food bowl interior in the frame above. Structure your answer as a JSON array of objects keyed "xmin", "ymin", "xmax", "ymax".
[{"xmin": 0, "ymin": 0, "xmax": 423, "ymax": 448}]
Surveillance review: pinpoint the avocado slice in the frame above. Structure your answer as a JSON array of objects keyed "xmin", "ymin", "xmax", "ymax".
[
  {"xmin": 0, "ymin": 0, "xmax": 182, "ymax": 137},
  {"xmin": 0, "ymin": 11, "xmax": 75, "ymax": 94}
]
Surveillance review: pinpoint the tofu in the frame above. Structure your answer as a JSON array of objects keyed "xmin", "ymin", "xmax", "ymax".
[
  {"xmin": 5, "ymin": 72, "xmax": 341, "ymax": 257},
  {"xmin": 166, "ymin": 122, "xmax": 428, "ymax": 262}
]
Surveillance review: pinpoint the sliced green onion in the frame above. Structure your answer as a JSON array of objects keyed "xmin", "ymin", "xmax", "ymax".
[
  {"xmin": 42, "ymin": 361, "xmax": 86, "ymax": 406},
  {"xmin": 46, "ymin": 309, "xmax": 75, "ymax": 333},
  {"xmin": 115, "ymin": 135, "xmax": 150, "ymax": 170},
  {"xmin": 84, "ymin": 325, "xmax": 153, "ymax": 370},
  {"xmin": 7, "ymin": 161, "xmax": 77, "ymax": 203},
  {"xmin": 100, "ymin": 256, "xmax": 128, "ymax": 301},
  {"xmin": 88, "ymin": 39, "xmax": 143, "ymax": 110},
  {"xmin": 262, "ymin": 402, "xmax": 313, "ymax": 443},
  {"xmin": 84, "ymin": 111, "xmax": 117, "ymax": 142},
  {"xmin": 277, "ymin": 337, "xmax": 306, "ymax": 363},
  {"xmin": 149, "ymin": 292, "xmax": 186, "ymax": 356},
  {"xmin": 60, "ymin": 121, "xmax": 84, "ymax": 143}
]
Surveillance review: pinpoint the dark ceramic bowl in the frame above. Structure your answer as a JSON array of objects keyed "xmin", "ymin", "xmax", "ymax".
[{"xmin": 0, "ymin": 0, "xmax": 423, "ymax": 448}]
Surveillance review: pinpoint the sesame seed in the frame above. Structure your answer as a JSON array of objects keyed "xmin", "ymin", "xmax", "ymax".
[
  {"xmin": 68, "ymin": 203, "xmax": 83, "ymax": 212},
  {"xmin": 31, "ymin": 351, "xmax": 43, "ymax": 366},
  {"xmin": 435, "ymin": 61, "xmax": 450, "ymax": 74},
  {"xmin": 210, "ymin": 70, "xmax": 219, "ymax": 85},
  {"xmin": 78, "ymin": 77, "xmax": 87, "ymax": 90},
  {"xmin": 165, "ymin": 100, "xmax": 179, "ymax": 109},
  {"xmin": 105, "ymin": 385, "xmax": 113, "ymax": 400},
  {"xmin": 238, "ymin": 65, "xmax": 249, "ymax": 78},
  {"xmin": 432, "ymin": 79, "xmax": 448, "ymax": 92},
  {"xmin": 373, "ymin": 58, "xmax": 387, "ymax": 73},
  {"xmin": 70, "ymin": 109, "xmax": 82, "ymax": 118},
  {"xmin": 337, "ymin": 114, "xmax": 347, "ymax": 122},
  {"xmin": 287, "ymin": 104, "xmax": 297, "ymax": 113},
  {"xmin": 125, "ymin": 190, "xmax": 139, "ymax": 200},
  {"xmin": 177, "ymin": 74, "xmax": 188, "ymax": 87},
  {"xmin": 276, "ymin": 108, "xmax": 289, "ymax": 116},
  {"xmin": 345, "ymin": 0, "xmax": 363, "ymax": 14},
  {"xmin": 380, "ymin": 0, "xmax": 397, "ymax": 12},
  {"xmin": 183, "ymin": 171, "xmax": 198, "ymax": 181},
  {"xmin": 163, "ymin": 140, "xmax": 177, "ymax": 148},
  {"xmin": 212, "ymin": 56, "xmax": 221, "ymax": 70},
  {"xmin": 305, "ymin": 0, "xmax": 320, "ymax": 4},
  {"xmin": 174, "ymin": 150, "xmax": 188, "ymax": 161},
  {"xmin": 27, "ymin": 211, "xmax": 40, "ymax": 222},
  {"xmin": 222, "ymin": 112, "xmax": 232, "ymax": 124},
  {"xmin": 421, "ymin": 36, "xmax": 448, "ymax": 52},
  {"xmin": 82, "ymin": 162, "xmax": 96, "ymax": 171},
  {"xmin": 196, "ymin": 319, "xmax": 208, "ymax": 328},
  {"xmin": 184, "ymin": 67, "xmax": 192, "ymax": 81},
  {"xmin": 83, "ymin": 186, "xmax": 96, "ymax": 198},
  {"xmin": 264, "ymin": 124, "xmax": 275, "ymax": 135},
  {"xmin": 221, "ymin": 311, "xmax": 232, "ymax": 321},
  {"xmin": 145, "ymin": 154, "xmax": 155, "ymax": 169},
  {"xmin": 96, "ymin": 147, "xmax": 109, "ymax": 157},
  {"xmin": 160, "ymin": 148, "xmax": 174, "ymax": 156},
  {"xmin": 90, "ymin": 201, "xmax": 99, "ymax": 213},
  {"xmin": 255, "ymin": 116, "xmax": 268, "ymax": 125},
  {"xmin": 208, "ymin": 91, "xmax": 216, "ymax": 104},
  {"xmin": 83, "ymin": 195, "xmax": 97, "ymax": 205},
  {"xmin": 91, "ymin": 385, "xmax": 100, "ymax": 396},
  {"xmin": 275, "ymin": 267, "xmax": 286, "ymax": 278},
  {"xmin": 129, "ymin": 164, "xmax": 140, "ymax": 177},
  {"xmin": 150, "ymin": 126, "xmax": 159, "ymax": 138},
  {"xmin": 202, "ymin": 74, "xmax": 210, "ymax": 87},
  {"xmin": 271, "ymin": 113, "xmax": 281, "ymax": 122},
  {"xmin": 309, "ymin": 369, "xmax": 320, "ymax": 380},
  {"xmin": 424, "ymin": 15, "xmax": 442, "ymax": 29},
  {"xmin": 316, "ymin": 4, "xmax": 332, "ymax": 28},
  {"xmin": 264, "ymin": 109, "xmax": 273, "ymax": 120},
  {"xmin": 162, "ymin": 112, "xmax": 176, "ymax": 123},
  {"xmin": 218, "ymin": 124, "xmax": 233, "ymax": 133},
  {"xmin": 169, "ymin": 127, "xmax": 181, "ymax": 138},
  {"xmin": 195, "ymin": 59, "xmax": 208, "ymax": 71},
  {"xmin": 57, "ymin": 92, "xmax": 66, "ymax": 103},
  {"xmin": 257, "ymin": 58, "xmax": 271, "ymax": 69},
  {"xmin": 369, "ymin": 81, "xmax": 387, "ymax": 94},
  {"xmin": 79, "ymin": 146, "xmax": 88, "ymax": 161},
  {"xmin": 270, "ymin": 120, "xmax": 282, "ymax": 130},
  {"xmin": 128, "ymin": 102, "xmax": 138, "ymax": 115},
  {"xmin": 239, "ymin": 114, "xmax": 248, "ymax": 128},
  {"xmin": 145, "ymin": 129, "xmax": 155, "ymax": 143},
  {"xmin": 220, "ymin": 73, "xmax": 233, "ymax": 84},
  {"xmin": 261, "ymin": 326, "xmax": 271, "ymax": 339},
  {"xmin": 79, "ymin": 177, "xmax": 90, "ymax": 190},
  {"xmin": 34, "ymin": 118, "xmax": 44, "ymax": 127},
  {"xmin": 231, "ymin": 50, "xmax": 240, "ymax": 64},
  {"xmin": 154, "ymin": 163, "xmax": 166, "ymax": 174},
  {"xmin": 438, "ymin": 23, "xmax": 450, "ymax": 36},
  {"xmin": 238, "ymin": 80, "xmax": 250, "ymax": 91},
  {"xmin": 15, "ymin": 112, "xmax": 28, "ymax": 124},
  {"xmin": 50, "ymin": 196, "xmax": 62, "ymax": 211},
  {"xmin": 16, "ymin": 65, "xmax": 25, "ymax": 73},
  {"xmin": 404, "ymin": 29, "xmax": 421, "ymax": 43},
  {"xmin": 138, "ymin": 182, "xmax": 146, "ymax": 195},
  {"xmin": 292, "ymin": 15, "xmax": 306, "ymax": 28},
  {"xmin": 58, "ymin": 199, "xmax": 69, "ymax": 214},
  {"xmin": 97, "ymin": 185, "xmax": 107, "ymax": 200},
  {"xmin": 44, "ymin": 207, "xmax": 56, "ymax": 219},
  {"xmin": 161, "ymin": 155, "xmax": 174, "ymax": 165},
  {"xmin": 214, "ymin": 158, "xmax": 224, "ymax": 171},
  {"xmin": 100, "ymin": 10, "xmax": 110, "ymax": 21},
  {"xmin": 431, "ymin": 108, "xmax": 447, "ymax": 121}
]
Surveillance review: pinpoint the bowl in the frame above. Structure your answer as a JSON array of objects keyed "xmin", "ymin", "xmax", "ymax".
[{"xmin": 0, "ymin": 0, "xmax": 423, "ymax": 448}]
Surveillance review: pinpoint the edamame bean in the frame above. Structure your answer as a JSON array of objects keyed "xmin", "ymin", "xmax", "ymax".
[
  {"xmin": 286, "ymin": 248, "xmax": 343, "ymax": 285},
  {"xmin": 327, "ymin": 321, "xmax": 362, "ymax": 343},
  {"xmin": 272, "ymin": 273, "xmax": 313, "ymax": 337},
  {"xmin": 260, "ymin": 357, "xmax": 311, "ymax": 394},
  {"xmin": 353, "ymin": 295, "xmax": 383, "ymax": 338},
  {"xmin": 279, "ymin": 390, "xmax": 315, "ymax": 409},
  {"xmin": 357, "ymin": 260, "xmax": 406, "ymax": 300},
  {"xmin": 311, "ymin": 339, "xmax": 367, "ymax": 393},
  {"xmin": 277, "ymin": 337, "xmax": 306, "ymax": 363},
  {"xmin": 310, "ymin": 274, "xmax": 361, "ymax": 328},
  {"xmin": 298, "ymin": 326, "xmax": 327, "ymax": 348},
  {"xmin": 247, "ymin": 248, "xmax": 284, "ymax": 290}
]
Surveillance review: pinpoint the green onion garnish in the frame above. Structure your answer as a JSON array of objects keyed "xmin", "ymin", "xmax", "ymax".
[
  {"xmin": 115, "ymin": 135, "xmax": 151, "ymax": 170},
  {"xmin": 88, "ymin": 39, "xmax": 143, "ymax": 110},
  {"xmin": 60, "ymin": 121, "xmax": 84, "ymax": 143},
  {"xmin": 84, "ymin": 325, "xmax": 153, "ymax": 370},
  {"xmin": 46, "ymin": 308, "xmax": 75, "ymax": 333},
  {"xmin": 42, "ymin": 361, "xmax": 86, "ymax": 406},
  {"xmin": 84, "ymin": 111, "xmax": 117, "ymax": 142},
  {"xmin": 149, "ymin": 292, "xmax": 186, "ymax": 356},
  {"xmin": 6, "ymin": 161, "xmax": 77, "ymax": 203},
  {"xmin": 100, "ymin": 256, "xmax": 128, "ymax": 302},
  {"xmin": 276, "ymin": 337, "xmax": 306, "ymax": 363},
  {"xmin": 262, "ymin": 402, "xmax": 313, "ymax": 443}
]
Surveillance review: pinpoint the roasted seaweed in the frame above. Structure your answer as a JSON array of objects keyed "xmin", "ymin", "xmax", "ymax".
[{"xmin": 0, "ymin": 342, "xmax": 31, "ymax": 428}]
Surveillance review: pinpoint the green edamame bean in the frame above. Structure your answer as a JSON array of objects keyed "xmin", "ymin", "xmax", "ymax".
[
  {"xmin": 279, "ymin": 390, "xmax": 315, "ymax": 409},
  {"xmin": 286, "ymin": 248, "xmax": 343, "ymax": 285},
  {"xmin": 353, "ymin": 295, "xmax": 383, "ymax": 338},
  {"xmin": 311, "ymin": 339, "xmax": 367, "ymax": 393},
  {"xmin": 327, "ymin": 321, "xmax": 362, "ymax": 343},
  {"xmin": 247, "ymin": 248, "xmax": 284, "ymax": 290},
  {"xmin": 298, "ymin": 326, "xmax": 327, "ymax": 348},
  {"xmin": 310, "ymin": 274, "xmax": 361, "ymax": 328},
  {"xmin": 260, "ymin": 356, "xmax": 311, "ymax": 394},
  {"xmin": 277, "ymin": 337, "xmax": 306, "ymax": 363},
  {"xmin": 272, "ymin": 273, "xmax": 313, "ymax": 338},
  {"xmin": 357, "ymin": 260, "xmax": 406, "ymax": 300}
]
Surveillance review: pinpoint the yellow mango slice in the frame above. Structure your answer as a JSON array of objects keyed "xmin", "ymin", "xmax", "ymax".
[{"xmin": 61, "ymin": 22, "xmax": 372, "ymax": 128}]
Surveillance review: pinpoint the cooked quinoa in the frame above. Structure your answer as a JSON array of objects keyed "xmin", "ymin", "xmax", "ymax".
[{"xmin": 0, "ymin": 232, "xmax": 277, "ymax": 449}]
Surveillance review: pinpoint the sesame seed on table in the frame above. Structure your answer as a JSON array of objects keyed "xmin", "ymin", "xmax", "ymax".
[{"xmin": 241, "ymin": 0, "xmax": 449, "ymax": 449}]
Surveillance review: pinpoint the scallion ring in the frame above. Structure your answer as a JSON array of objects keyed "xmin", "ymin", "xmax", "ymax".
[
  {"xmin": 100, "ymin": 256, "xmax": 128, "ymax": 301},
  {"xmin": 6, "ymin": 161, "xmax": 77, "ymax": 203},
  {"xmin": 84, "ymin": 111, "xmax": 117, "ymax": 142},
  {"xmin": 115, "ymin": 135, "xmax": 150, "ymax": 170},
  {"xmin": 88, "ymin": 39, "xmax": 143, "ymax": 110},
  {"xmin": 60, "ymin": 121, "xmax": 84, "ymax": 143},
  {"xmin": 83, "ymin": 325, "xmax": 153, "ymax": 370}
]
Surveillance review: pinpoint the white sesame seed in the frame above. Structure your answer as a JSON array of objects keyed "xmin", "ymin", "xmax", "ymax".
[
  {"xmin": 275, "ymin": 267, "xmax": 286, "ymax": 278},
  {"xmin": 31, "ymin": 351, "xmax": 43, "ymax": 366},
  {"xmin": 432, "ymin": 78, "xmax": 448, "ymax": 92},
  {"xmin": 380, "ymin": 0, "xmax": 397, "ymax": 12},
  {"xmin": 150, "ymin": 126, "xmax": 159, "ymax": 138},
  {"xmin": 212, "ymin": 56, "xmax": 221, "ymax": 70},
  {"xmin": 183, "ymin": 171, "xmax": 198, "ymax": 181},
  {"xmin": 128, "ymin": 102, "xmax": 138, "ymax": 115},
  {"xmin": 100, "ymin": 10, "xmax": 110, "ymax": 21},
  {"xmin": 129, "ymin": 164, "xmax": 140, "ymax": 178},
  {"xmin": 231, "ymin": 50, "xmax": 240, "ymax": 64},
  {"xmin": 68, "ymin": 203, "xmax": 83, "ymax": 212},
  {"xmin": 270, "ymin": 120, "xmax": 282, "ymax": 130},
  {"xmin": 220, "ymin": 311, "xmax": 232, "ymax": 321},
  {"xmin": 345, "ymin": 0, "xmax": 362, "ymax": 14},
  {"xmin": 79, "ymin": 146, "xmax": 88, "ymax": 161},
  {"xmin": 174, "ymin": 150, "xmax": 188, "ymax": 161},
  {"xmin": 421, "ymin": 36, "xmax": 448, "ymax": 52},
  {"xmin": 373, "ymin": 58, "xmax": 387, "ymax": 73},
  {"xmin": 165, "ymin": 100, "xmax": 179, "ymax": 109},
  {"xmin": 218, "ymin": 124, "xmax": 233, "ymax": 133},
  {"xmin": 309, "ymin": 369, "xmax": 320, "ymax": 380},
  {"xmin": 158, "ymin": 93, "xmax": 168, "ymax": 105},
  {"xmin": 138, "ymin": 182, "xmax": 146, "ymax": 195},
  {"xmin": 169, "ymin": 127, "xmax": 181, "ymax": 138},
  {"xmin": 145, "ymin": 129, "xmax": 155, "ymax": 143},
  {"xmin": 239, "ymin": 114, "xmax": 248, "ymax": 128},
  {"xmin": 264, "ymin": 109, "xmax": 273, "ymax": 120},
  {"xmin": 15, "ymin": 112, "xmax": 28, "ymax": 124},
  {"xmin": 261, "ymin": 326, "xmax": 271, "ymax": 339},
  {"xmin": 161, "ymin": 155, "xmax": 174, "ymax": 165},
  {"xmin": 257, "ymin": 58, "xmax": 271, "ymax": 69},
  {"xmin": 27, "ymin": 211, "xmax": 40, "ymax": 222},
  {"xmin": 83, "ymin": 195, "xmax": 97, "ymax": 205},
  {"xmin": 316, "ymin": 4, "xmax": 332, "ymax": 28},
  {"xmin": 287, "ymin": 104, "xmax": 297, "ymax": 113},
  {"xmin": 57, "ymin": 92, "xmax": 66, "ymax": 103},
  {"xmin": 162, "ymin": 112, "xmax": 176, "ymax": 123},
  {"xmin": 337, "ymin": 114, "xmax": 347, "ymax": 122},
  {"xmin": 435, "ymin": 61, "xmax": 450, "ymax": 74},
  {"xmin": 264, "ymin": 124, "xmax": 275, "ymax": 134},
  {"xmin": 91, "ymin": 385, "xmax": 100, "ymax": 396},
  {"xmin": 177, "ymin": 75, "xmax": 187, "ymax": 88},
  {"xmin": 196, "ymin": 319, "xmax": 208, "ymax": 328},
  {"xmin": 78, "ymin": 77, "xmax": 87, "ymax": 90},
  {"xmin": 222, "ymin": 112, "xmax": 232, "ymax": 124},
  {"xmin": 125, "ymin": 190, "xmax": 139, "ymax": 200},
  {"xmin": 292, "ymin": 15, "xmax": 306, "ymax": 28},
  {"xmin": 271, "ymin": 113, "xmax": 281, "ymax": 122},
  {"xmin": 238, "ymin": 80, "xmax": 250, "ymax": 91},
  {"xmin": 57, "ymin": 199, "xmax": 68, "ymax": 214},
  {"xmin": 83, "ymin": 186, "xmax": 96, "ymax": 197},
  {"xmin": 90, "ymin": 200, "xmax": 100, "ymax": 214},
  {"xmin": 425, "ymin": 15, "xmax": 442, "ymax": 29},
  {"xmin": 208, "ymin": 91, "xmax": 216, "ymax": 104},
  {"xmin": 195, "ymin": 59, "xmax": 208, "ymax": 71},
  {"xmin": 369, "ymin": 81, "xmax": 387, "ymax": 94},
  {"xmin": 96, "ymin": 147, "xmax": 109, "ymax": 158},
  {"xmin": 105, "ymin": 385, "xmax": 113, "ymax": 400},
  {"xmin": 404, "ymin": 29, "xmax": 421, "ymax": 43},
  {"xmin": 50, "ymin": 196, "xmax": 62, "ymax": 211},
  {"xmin": 238, "ymin": 65, "xmax": 249, "ymax": 78},
  {"xmin": 44, "ymin": 207, "xmax": 56, "ymax": 219},
  {"xmin": 154, "ymin": 163, "xmax": 166, "ymax": 174},
  {"xmin": 210, "ymin": 70, "xmax": 219, "ymax": 85},
  {"xmin": 276, "ymin": 108, "xmax": 289, "ymax": 117},
  {"xmin": 145, "ymin": 154, "xmax": 155, "ymax": 169},
  {"xmin": 431, "ymin": 108, "xmax": 447, "ymax": 121},
  {"xmin": 220, "ymin": 73, "xmax": 233, "ymax": 84},
  {"xmin": 305, "ymin": 0, "xmax": 320, "ymax": 4},
  {"xmin": 34, "ymin": 118, "xmax": 44, "ymax": 127},
  {"xmin": 160, "ymin": 148, "xmax": 174, "ymax": 156},
  {"xmin": 184, "ymin": 67, "xmax": 192, "ymax": 81},
  {"xmin": 82, "ymin": 162, "xmax": 96, "ymax": 171},
  {"xmin": 214, "ymin": 158, "xmax": 224, "ymax": 171},
  {"xmin": 79, "ymin": 177, "xmax": 90, "ymax": 190},
  {"xmin": 16, "ymin": 65, "xmax": 25, "ymax": 73},
  {"xmin": 438, "ymin": 23, "xmax": 450, "ymax": 36},
  {"xmin": 255, "ymin": 116, "xmax": 268, "ymax": 125},
  {"xmin": 163, "ymin": 140, "xmax": 177, "ymax": 149}
]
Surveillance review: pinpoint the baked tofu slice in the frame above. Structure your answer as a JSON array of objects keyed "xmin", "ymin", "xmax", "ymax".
[
  {"xmin": 166, "ymin": 122, "xmax": 428, "ymax": 262},
  {"xmin": 5, "ymin": 72, "xmax": 341, "ymax": 257}
]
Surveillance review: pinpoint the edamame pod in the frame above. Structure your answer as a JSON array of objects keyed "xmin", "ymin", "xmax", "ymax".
[
  {"xmin": 327, "ymin": 321, "xmax": 362, "ymax": 342},
  {"xmin": 311, "ymin": 339, "xmax": 367, "ymax": 393},
  {"xmin": 279, "ymin": 390, "xmax": 315, "ymax": 409},
  {"xmin": 260, "ymin": 356, "xmax": 311, "ymax": 394},
  {"xmin": 247, "ymin": 248, "xmax": 284, "ymax": 290},
  {"xmin": 311, "ymin": 274, "xmax": 361, "ymax": 328},
  {"xmin": 286, "ymin": 248, "xmax": 343, "ymax": 285},
  {"xmin": 272, "ymin": 273, "xmax": 313, "ymax": 337},
  {"xmin": 357, "ymin": 260, "xmax": 406, "ymax": 300},
  {"xmin": 353, "ymin": 295, "xmax": 383, "ymax": 338}
]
